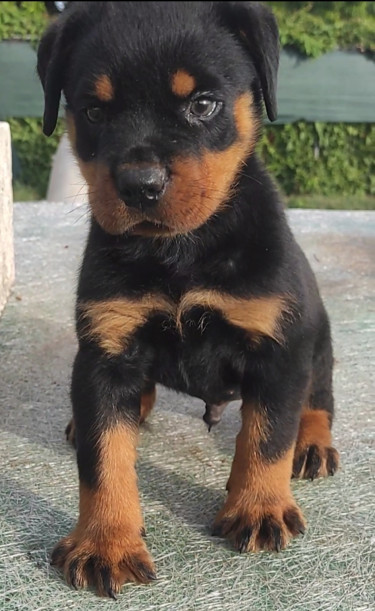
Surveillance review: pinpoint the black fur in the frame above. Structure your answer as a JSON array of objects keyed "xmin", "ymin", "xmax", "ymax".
[{"xmin": 38, "ymin": 1, "xmax": 336, "ymax": 597}]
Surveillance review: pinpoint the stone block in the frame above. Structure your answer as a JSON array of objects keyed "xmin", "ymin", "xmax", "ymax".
[{"xmin": 0, "ymin": 122, "xmax": 14, "ymax": 316}]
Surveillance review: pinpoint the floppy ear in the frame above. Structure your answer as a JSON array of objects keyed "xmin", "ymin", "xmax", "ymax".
[
  {"xmin": 37, "ymin": 8, "xmax": 86, "ymax": 136},
  {"xmin": 219, "ymin": 1, "xmax": 280, "ymax": 122}
]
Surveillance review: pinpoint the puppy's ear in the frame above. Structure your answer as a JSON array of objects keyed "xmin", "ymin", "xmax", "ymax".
[
  {"xmin": 219, "ymin": 1, "xmax": 280, "ymax": 122},
  {"xmin": 37, "ymin": 7, "xmax": 86, "ymax": 136}
]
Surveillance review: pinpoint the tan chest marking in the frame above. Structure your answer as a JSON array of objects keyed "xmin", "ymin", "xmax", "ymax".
[
  {"xmin": 79, "ymin": 289, "xmax": 292, "ymax": 357},
  {"xmin": 177, "ymin": 289, "xmax": 294, "ymax": 343},
  {"xmin": 79, "ymin": 295, "xmax": 175, "ymax": 355}
]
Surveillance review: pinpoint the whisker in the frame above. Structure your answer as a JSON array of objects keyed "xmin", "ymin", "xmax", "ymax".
[{"xmin": 241, "ymin": 171, "xmax": 263, "ymax": 186}]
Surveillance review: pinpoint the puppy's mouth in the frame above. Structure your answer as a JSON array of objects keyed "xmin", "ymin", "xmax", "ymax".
[{"xmin": 130, "ymin": 219, "xmax": 175, "ymax": 236}]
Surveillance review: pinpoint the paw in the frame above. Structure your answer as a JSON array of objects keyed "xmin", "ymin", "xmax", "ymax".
[
  {"xmin": 65, "ymin": 418, "xmax": 76, "ymax": 448},
  {"xmin": 51, "ymin": 528, "xmax": 155, "ymax": 598},
  {"xmin": 292, "ymin": 444, "xmax": 339, "ymax": 480},
  {"xmin": 213, "ymin": 498, "xmax": 305, "ymax": 553}
]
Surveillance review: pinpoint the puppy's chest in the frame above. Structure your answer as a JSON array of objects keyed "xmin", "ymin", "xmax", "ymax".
[
  {"xmin": 79, "ymin": 266, "xmax": 289, "ymax": 399},
  {"xmin": 147, "ymin": 287, "xmax": 288, "ymax": 401},
  {"xmin": 81, "ymin": 284, "xmax": 286, "ymax": 357},
  {"xmin": 152, "ymin": 297, "xmax": 245, "ymax": 402}
]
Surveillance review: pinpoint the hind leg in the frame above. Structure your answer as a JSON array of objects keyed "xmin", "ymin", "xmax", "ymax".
[
  {"xmin": 293, "ymin": 409, "xmax": 339, "ymax": 479},
  {"xmin": 293, "ymin": 315, "xmax": 339, "ymax": 480},
  {"xmin": 65, "ymin": 418, "xmax": 76, "ymax": 447},
  {"xmin": 139, "ymin": 383, "xmax": 156, "ymax": 424}
]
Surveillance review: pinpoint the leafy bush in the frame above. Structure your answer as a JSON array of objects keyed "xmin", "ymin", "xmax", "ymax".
[
  {"xmin": 266, "ymin": 1, "xmax": 375, "ymax": 58},
  {"xmin": 0, "ymin": 1, "xmax": 48, "ymax": 45},
  {"xmin": 2, "ymin": 1, "xmax": 375, "ymax": 199},
  {"xmin": 258, "ymin": 122, "xmax": 375, "ymax": 195},
  {"xmin": 9, "ymin": 117, "xmax": 374, "ymax": 199},
  {"xmin": 2, "ymin": 2, "xmax": 374, "ymax": 57},
  {"xmin": 9, "ymin": 118, "xmax": 64, "ymax": 199}
]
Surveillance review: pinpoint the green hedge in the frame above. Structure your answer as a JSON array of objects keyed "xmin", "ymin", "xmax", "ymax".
[
  {"xmin": 3, "ymin": 1, "xmax": 375, "ymax": 199},
  {"xmin": 10, "ymin": 117, "xmax": 375, "ymax": 199},
  {"xmin": 258, "ymin": 122, "xmax": 375, "ymax": 196},
  {"xmin": 266, "ymin": 1, "xmax": 375, "ymax": 59},
  {"xmin": 0, "ymin": 1, "xmax": 48, "ymax": 45},
  {"xmin": 10, "ymin": 118, "xmax": 64, "ymax": 199},
  {"xmin": 2, "ymin": 2, "xmax": 374, "ymax": 57}
]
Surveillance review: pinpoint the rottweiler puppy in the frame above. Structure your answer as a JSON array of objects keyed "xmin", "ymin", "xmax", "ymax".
[{"xmin": 37, "ymin": 1, "xmax": 339, "ymax": 598}]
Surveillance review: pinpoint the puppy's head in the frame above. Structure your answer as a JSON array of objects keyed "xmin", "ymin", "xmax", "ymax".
[{"xmin": 38, "ymin": 1, "xmax": 279, "ymax": 236}]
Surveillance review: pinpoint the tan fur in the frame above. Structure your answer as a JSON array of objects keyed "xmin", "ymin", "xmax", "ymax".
[
  {"xmin": 94, "ymin": 74, "xmax": 114, "ymax": 101},
  {"xmin": 67, "ymin": 112, "xmax": 136, "ymax": 236},
  {"xmin": 79, "ymin": 296, "xmax": 175, "ymax": 355},
  {"xmin": 294, "ymin": 408, "xmax": 339, "ymax": 478},
  {"xmin": 297, "ymin": 409, "xmax": 332, "ymax": 448},
  {"xmin": 161, "ymin": 93, "xmax": 257, "ymax": 234},
  {"xmin": 171, "ymin": 70, "xmax": 196, "ymax": 97},
  {"xmin": 76, "ymin": 427, "xmax": 140, "ymax": 530},
  {"xmin": 54, "ymin": 423, "xmax": 154, "ymax": 593},
  {"xmin": 216, "ymin": 403, "xmax": 305, "ymax": 551},
  {"xmin": 80, "ymin": 288, "xmax": 290, "ymax": 356},
  {"xmin": 80, "ymin": 161, "xmax": 143, "ymax": 235},
  {"xmin": 226, "ymin": 407, "xmax": 283, "ymax": 501},
  {"xmin": 67, "ymin": 93, "xmax": 256, "ymax": 236},
  {"xmin": 140, "ymin": 386, "xmax": 156, "ymax": 424},
  {"xmin": 177, "ymin": 289, "xmax": 292, "ymax": 343}
]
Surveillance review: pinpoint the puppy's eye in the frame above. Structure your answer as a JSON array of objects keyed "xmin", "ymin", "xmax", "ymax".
[
  {"xmin": 85, "ymin": 107, "xmax": 105, "ymax": 124},
  {"xmin": 188, "ymin": 98, "xmax": 219, "ymax": 119}
]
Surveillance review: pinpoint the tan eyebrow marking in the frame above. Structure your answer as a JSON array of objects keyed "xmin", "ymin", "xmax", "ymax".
[
  {"xmin": 171, "ymin": 70, "xmax": 196, "ymax": 97},
  {"xmin": 94, "ymin": 74, "xmax": 114, "ymax": 102}
]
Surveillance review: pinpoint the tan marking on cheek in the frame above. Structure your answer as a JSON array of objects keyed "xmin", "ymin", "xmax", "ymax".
[
  {"xmin": 94, "ymin": 74, "xmax": 114, "ymax": 102},
  {"xmin": 78, "ymin": 160, "xmax": 141, "ymax": 234},
  {"xmin": 79, "ymin": 296, "xmax": 175, "ymax": 355},
  {"xmin": 67, "ymin": 93, "xmax": 257, "ymax": 236},
  {"xmin": 66, "ymin": 110, "xmax": 141, "ymax": 236},
  {"xmin": 171, "ymin": 70, "xmax": 196, "ymax": 97},
  {"xmin": 162, "ymin": 93, "xmax": 258, "ymax": 233},
  {"xmin": 234, "ymin": 91, "xmax": 256, "ymax": 141},
  {"xmin": 177, "ymin": 289, "xmax": 293, "ymax": 343},
  {"xmin": 78, "ymin": 157, "xmax": 173, "ymax": 236},
  {"xmin": 64, "ymin": 125, "xmax": 129, "ymax": 234}
]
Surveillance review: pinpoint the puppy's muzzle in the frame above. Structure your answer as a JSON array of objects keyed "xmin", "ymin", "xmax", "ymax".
[{"xmin": 116, "ymin": 164, "xmax": 168, "ymax": 210}]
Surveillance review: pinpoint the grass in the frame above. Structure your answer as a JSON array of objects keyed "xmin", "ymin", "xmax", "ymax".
[
  {"xmin": 13, "ymin": 181, "xmax": 375, "ymax": 210},
  {"xmin": 13, "ymin": 182, "xmax": 41, "ymax": 202},
  {"xmin": 287, "ymin": 194, "xmax": 375, "ymax": 210}
]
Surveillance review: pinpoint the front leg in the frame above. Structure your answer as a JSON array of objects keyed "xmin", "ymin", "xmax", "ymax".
[
  {"xmin": 213, "ymin": 364, "xmax": 307, "ymax": 552},
  {"xmin": 51, "ymin": 346, "xmax": 155, "ymax": 597}
]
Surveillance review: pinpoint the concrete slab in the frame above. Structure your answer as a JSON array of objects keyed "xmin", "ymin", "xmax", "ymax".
[
  {"xmin": 0, "ymin": 122, "xmax": 14, "ymax": 316},
  {"xmin": 0, "ymin": 203, "xmax": 374, "ymax": 611},
  {"xmin": 46, "ymin": 134, "xmax": 88, "ymax": 205}
]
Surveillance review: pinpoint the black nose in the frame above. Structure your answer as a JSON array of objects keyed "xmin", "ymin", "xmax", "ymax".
[{"xmin": 116, "ymin": 165, "xmax": 167, "ymax": 209}]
